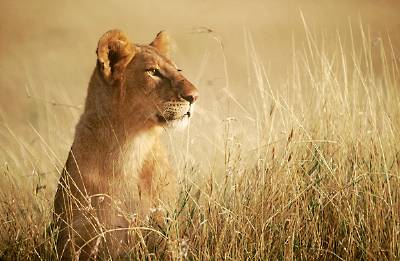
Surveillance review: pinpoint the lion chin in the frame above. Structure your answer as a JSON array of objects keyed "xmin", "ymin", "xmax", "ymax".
[{"xmin": 166, "ymin": 115, "xmax": 190, "ymax": 130}]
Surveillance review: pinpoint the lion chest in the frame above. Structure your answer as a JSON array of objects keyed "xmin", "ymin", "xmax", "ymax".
[
  {"xmin": 118, "ymin": 131, "xmax": 156, "ymax": 176},
  {"xmin": 103, "ymin": 131, "xmax": 159, "ymax": 217}
]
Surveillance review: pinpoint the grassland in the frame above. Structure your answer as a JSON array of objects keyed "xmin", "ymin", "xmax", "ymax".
[{"xmin": 1, "ymin": 1, "xmax": 400, "ymax": 260}]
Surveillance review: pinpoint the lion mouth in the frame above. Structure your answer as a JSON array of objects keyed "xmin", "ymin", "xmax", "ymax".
[{"xmin": 156, "ymin": 110, "xmax": 191, "ymax": 123}]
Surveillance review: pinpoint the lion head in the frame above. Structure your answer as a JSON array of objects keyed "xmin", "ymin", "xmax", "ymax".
[{"xmin": 93, "ymin": 29, "xmax": 198, "ymax": 132}]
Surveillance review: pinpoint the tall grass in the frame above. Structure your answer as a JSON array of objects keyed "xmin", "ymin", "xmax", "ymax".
[{"xmin": 0, "ymin": 22, "xmax": 399, "ymax": 260}]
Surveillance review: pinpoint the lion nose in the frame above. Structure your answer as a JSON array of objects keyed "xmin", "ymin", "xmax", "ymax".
[
  {"xmin": 182, "ymin": 92, "xmax": 198, "ymax": 104},
  {"xmin": 180, "ymin": 81, "xmax": 199, "ymax": 104}
]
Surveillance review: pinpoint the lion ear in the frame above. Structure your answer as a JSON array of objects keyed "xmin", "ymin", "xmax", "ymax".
[
  {"xmin": 96, "ymin": 29, "xmax": 136, "ymax": 84},
  {"xmin": 150, "ymin": 31, "xmax": 170, "ymax": 58}
]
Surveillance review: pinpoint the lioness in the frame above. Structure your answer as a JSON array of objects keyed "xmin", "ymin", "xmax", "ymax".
[{"xmin": 53, "ymin": 29, "xmax": 198, "ymax": 260}]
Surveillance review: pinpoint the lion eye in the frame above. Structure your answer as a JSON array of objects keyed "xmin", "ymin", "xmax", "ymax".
[{"xmin": 146, "ymin": 68, "xmax": 160, "ymax": 77}]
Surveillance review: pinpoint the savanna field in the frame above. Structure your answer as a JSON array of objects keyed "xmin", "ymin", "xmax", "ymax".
[{"xmin": 0, "ymin": 0, "xmax": 399, "ymax": 260}]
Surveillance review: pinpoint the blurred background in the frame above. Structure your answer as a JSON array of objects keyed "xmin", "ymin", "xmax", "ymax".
[{"xmin": 0, "ymin": 0, "xmax": 399, "ymax": 177}]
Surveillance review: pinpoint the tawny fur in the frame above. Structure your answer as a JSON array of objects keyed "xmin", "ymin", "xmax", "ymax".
[{"xmin": 53, "ymin": 29, "xmax": 198, "ymax": 260}]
